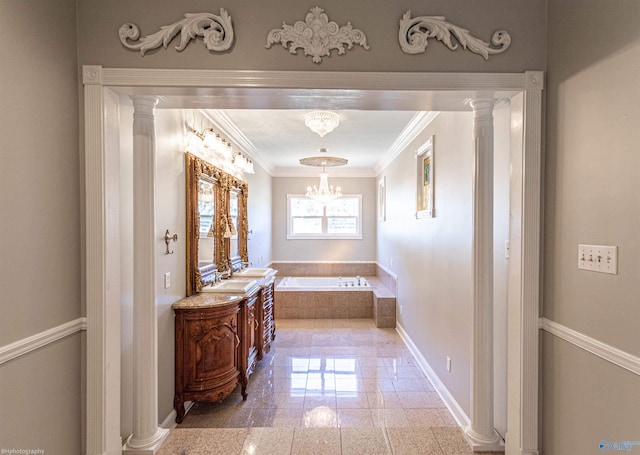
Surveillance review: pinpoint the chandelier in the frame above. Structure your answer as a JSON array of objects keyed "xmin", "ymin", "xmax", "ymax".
[
  {"xmin": 300, "ymin": 152, "xmax": 348, "ymax": 206},
  {"xmin": 304, "ymin": 111, "xmax": 340, "ymax": 137}
]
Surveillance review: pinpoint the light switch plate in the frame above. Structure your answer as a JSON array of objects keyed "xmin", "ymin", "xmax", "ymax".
[
  {"xmin": 164, "ymin": 272, "xmax": 171, "ymax": 289},
  {"xmin": 578, "ymin": 244, "xmax": 618, "ymax": 275}
]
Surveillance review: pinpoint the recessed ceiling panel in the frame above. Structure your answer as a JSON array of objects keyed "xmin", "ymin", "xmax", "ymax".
[{"xmin": 212, "ymin": 109, "xmax": 419, "ymax": 172}]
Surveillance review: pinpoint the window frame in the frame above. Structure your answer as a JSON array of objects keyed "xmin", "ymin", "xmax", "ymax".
[{"xmin": 286, "ymin": 194, "xmax": 363, "ymax": 240}]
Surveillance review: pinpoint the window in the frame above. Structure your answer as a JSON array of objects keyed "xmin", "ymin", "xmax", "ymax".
[{"xmin": 287, "ymin": 194, "xmax": 363, "ymax": 239}]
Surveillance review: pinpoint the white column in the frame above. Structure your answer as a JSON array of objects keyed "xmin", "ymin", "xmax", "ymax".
[
  {"xmin": 465, "ymin": 98, "xmax": 503, "ymax": 452},
  {"xmin": 123, "ymin": 96, "xmax": 169, "ymax": 453}
]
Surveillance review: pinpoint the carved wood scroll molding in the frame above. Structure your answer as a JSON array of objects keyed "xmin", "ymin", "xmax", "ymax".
[
  {"xmin": 119, "ymin": 9, "xmax": 234, "ymax": 56},
  {"xmin": 266, "ymin": 7, "xmax": 370, "ymax": 64},
  {"xmin": 399, "ymin": 11, "xmax": 510, "ymax": 60}
]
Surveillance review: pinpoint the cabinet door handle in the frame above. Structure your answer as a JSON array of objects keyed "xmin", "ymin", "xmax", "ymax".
[
  {"xmin": 254, "ymin": 319, "xmax": 259, "ymax": 330},
  {"xmin": 235, "ymin": 334, "xmax": 240, "ymax": 348}
]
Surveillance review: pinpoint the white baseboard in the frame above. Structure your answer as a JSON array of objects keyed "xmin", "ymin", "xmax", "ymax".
[
  {"xmin": 161, "ymin": 401, "xmax": 194, "ymax": 429},
  {"xmin": 0, "ymin": 317, "xmax": 87, "ymax": 365},
  {"xmin": 396, "ymin": 322, "xmax": 470, "ymax": 428}
]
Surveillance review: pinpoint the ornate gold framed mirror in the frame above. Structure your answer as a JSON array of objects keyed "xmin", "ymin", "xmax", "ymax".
[
  {"xmin": 186, "ymin": 152, "xmax": 249, "ymax": 296},
  {"xmin": 225, "ymin": 179, "xmax": 248, "ymax": 273}
]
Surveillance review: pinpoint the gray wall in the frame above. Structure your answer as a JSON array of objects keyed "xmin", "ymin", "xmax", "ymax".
[
  {"xmin": 377, "ymin": 112, "xmax": 475, "ymax": 414},
  {"xmin": 76, "ymin": 0, "xmax": 546, "ymax": 73},
  {"xmin": 0, "ymin": 0, "xmax": 82, "ymax": 453},
  {"xmin": 1, "ymin": 0, "xmax": 553, "ymax": 452},
  {"xmin": 272, "ymin": 177, "xmax": 377, "ymax": 262},
  {"xmin": 543, "ymin": 1, "xmax": 640, "ymax": 453},
  {"xmin": 376, "ymin": 109, "xmax": 510, "ymax": 427}
]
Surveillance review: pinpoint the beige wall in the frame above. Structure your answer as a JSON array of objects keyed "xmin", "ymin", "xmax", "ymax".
[
  {"xmin": 543, "ymin": 0, "xmax": 640, "ymax": 452},
  {"xmin": 272, "ymin": 177, "xmax": 377, "ymax": 262},
  {"xmin": 0, "ymin": 0, "xmax": 82, "ymax": 452}
]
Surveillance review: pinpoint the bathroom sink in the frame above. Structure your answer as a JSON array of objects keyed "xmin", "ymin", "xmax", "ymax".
[
  {"xmin": 201, "ymin": 279, "xmax": 258, "ymax": 294},
  {"xmin": 234, "ymin": 267, "xmax": 275, "ymax": 278}
]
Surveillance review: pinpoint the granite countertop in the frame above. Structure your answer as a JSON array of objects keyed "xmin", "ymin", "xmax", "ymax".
[{"xmin": 172, "ymin": 293, "xmax": 244, "ymax": 310}]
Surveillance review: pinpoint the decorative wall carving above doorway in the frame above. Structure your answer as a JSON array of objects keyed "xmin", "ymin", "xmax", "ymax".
[
  {"xmin": 399, "ymin": 11, "xmax": 511, "ymax": 60},
  {"xmin": 266, "ymin": 7, "xmax": 370, "ymax": 63},
  {"xmin": 119, "ymin": 9, "xmax": 234, "ymax": 55}
]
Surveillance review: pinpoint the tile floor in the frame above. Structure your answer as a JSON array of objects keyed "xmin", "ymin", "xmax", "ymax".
[{"xmin": 158, "ymin": 319, "xmax": 503, "ymax": 455}]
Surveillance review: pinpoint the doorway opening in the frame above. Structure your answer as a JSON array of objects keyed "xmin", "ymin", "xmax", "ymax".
[{"xmin": 83, "ymin": 67, "xmax": 542, "ymax": 455}]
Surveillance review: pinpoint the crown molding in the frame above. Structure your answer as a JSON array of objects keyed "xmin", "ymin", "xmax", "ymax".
[
  {"xmin": 375, "ymin": 111, "xmax": 440, "ymax": 175},
  {"xmin": 201, "ymin": 109, "xmax": 274, "ymax": 175}
]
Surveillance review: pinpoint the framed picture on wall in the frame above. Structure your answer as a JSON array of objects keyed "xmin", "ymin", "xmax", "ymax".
[
  {"xmin": 378, "ymin": 176, "xmax": 386, "ymax": 221},
  {"xmin": 416, "ymin": 135, "xmax": 434, "ymax": 218}
]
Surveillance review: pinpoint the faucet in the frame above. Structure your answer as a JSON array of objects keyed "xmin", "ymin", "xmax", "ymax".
[
  {"xmin": 215, "ymin": 267, "xmax": 232, "ymax": 281},
  {"xmin": 356, "ymin": 275, "xmax": 361, "ymax": 286},
  {"xmin": 241, "ymin": 261, "xmax": 252, "ymax": 271}
]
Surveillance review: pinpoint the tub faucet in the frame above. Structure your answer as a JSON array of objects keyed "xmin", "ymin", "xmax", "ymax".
[{"xmin": 356, "ymin": 275, "xmax": 361, "ymax": 286}]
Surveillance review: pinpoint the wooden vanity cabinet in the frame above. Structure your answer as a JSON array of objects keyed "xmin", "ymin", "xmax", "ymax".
[
  {"xmin": 173, "ymin": 299, "xmax": 241, "ymax": 424},
  {"xmin": 257, "ymin": 280, "xmax": 276, "ymax": 360},
  {"xmin": 240, "ymin": 291, "xmax": 259, "ymax": 398}
]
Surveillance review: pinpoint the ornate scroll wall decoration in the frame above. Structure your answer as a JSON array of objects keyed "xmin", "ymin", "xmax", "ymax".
[
  {"xmin": 119, "ymin": 9, "xmax": 234, "ymax": 56},
  {"xmin": 399, "ymin": 11, "xmax": 510, "ymax": 60},
  {"xmin": 266, "ymin": 7, "xmax": 370, "ymax": 64}
]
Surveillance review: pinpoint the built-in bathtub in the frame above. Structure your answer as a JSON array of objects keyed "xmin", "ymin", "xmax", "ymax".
[
  {"xmin": 277, "ymin": 276, "xmax": 370, "ymax": 290},
  {"xmin": 275, "ymin": 276, "xmax": 373, "ymax": 319}
]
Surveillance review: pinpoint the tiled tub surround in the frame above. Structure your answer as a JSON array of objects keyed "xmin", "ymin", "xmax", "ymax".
[
  {"xmin": 275, "ymin": 287, "xmax": 374, "ymax": 319},
  {"xmin": 272, "ymin": 262, "xmax": 397, "ymax": 328},
  {"xmin": 270, "ymin": 262, "xmax": 377, "ymax": 277}
]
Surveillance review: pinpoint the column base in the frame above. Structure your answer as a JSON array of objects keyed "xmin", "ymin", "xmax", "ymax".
[
  {"xmin": 123, "ymin": 428, "xmax": 169, "ymax": 454},
  {"xmin": 464, "ymin": 425, "xmax": 504, "ymax": 452}
]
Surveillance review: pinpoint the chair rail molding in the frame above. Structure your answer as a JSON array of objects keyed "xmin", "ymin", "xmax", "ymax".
[
  {"xmin": 540, "ymin": 317, "xmax": 640, "ymax": 376},
  {"xmin": 0, "ymin": 318, "xmax": 87, "ymax": 365},
  {"xmin": 266, "ymin": 7, "xmax": 370, "ymax": 64},
  {"xmin": 399, "ymin": 11, "xmax": 511, "ymax": 59},
  {"xmin": 119, "ymin": 9, "xmax": 234, "ymax": 56}
]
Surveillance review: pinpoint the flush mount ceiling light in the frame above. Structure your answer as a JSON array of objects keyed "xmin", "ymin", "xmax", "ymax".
[
  {"xmin": 300, "ymin": 149, "xmax": 348, "ymax": 206},
  {"xmin": 304, "ymin": 111, "xmax": 340, "ymax": 138}
]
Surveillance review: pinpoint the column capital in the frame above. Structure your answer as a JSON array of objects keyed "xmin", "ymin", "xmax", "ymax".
[
  {"xmin": 131, "ymin": 96, "xmax": 159, "ymax": 114},
  {"xmin": 469, "ymin": 98, "xmax": 495, "ymax": 118}
]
